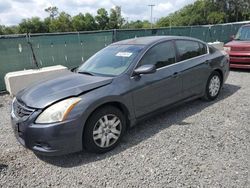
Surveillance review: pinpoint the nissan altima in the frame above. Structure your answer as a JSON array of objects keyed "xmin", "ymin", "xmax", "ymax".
[{"xmin": 11, "ymin": 36, "xmax": 229, "ymax": 156}]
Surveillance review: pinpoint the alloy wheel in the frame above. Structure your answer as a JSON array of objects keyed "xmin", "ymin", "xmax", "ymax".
[
  {"xmin": 93, "ymin": 114, "xmax": 122, "ymax": 148},
  {"xmin": 209, "ymin": 75, "xmax": 221, "ymax": 97}
]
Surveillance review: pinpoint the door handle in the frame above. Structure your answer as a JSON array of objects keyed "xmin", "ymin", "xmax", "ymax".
[
  {"xmin": 171, "ymin": 72, "xmax": 179, "ymax": 78},
  {"xmin": 205, "ymin": 60, "xmax": 211, "ymax": 65}
]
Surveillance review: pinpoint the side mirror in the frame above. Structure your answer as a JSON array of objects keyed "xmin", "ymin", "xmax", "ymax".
[
  {"xmin": 230, "ymin": 35, "xmax": 235, "ymax": 40},
  {"xmin": 70, "ymin": 66, "xmax": 78, "ymax": 72},
  {"xmin": 134, "ymin": 64, "xmax": 156, "ymax": 75}
]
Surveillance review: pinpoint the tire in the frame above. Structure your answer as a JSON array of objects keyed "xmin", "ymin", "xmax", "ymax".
[
  {"xmin": 83, "ymin": 105, "xmax": 126, "ymax": 153},
  {"xmin": 203, "ymin": 71, "xmax": 222, "ymax": 101}
]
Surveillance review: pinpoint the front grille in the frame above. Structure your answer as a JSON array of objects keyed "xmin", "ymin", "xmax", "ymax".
[
  {"xmin": 231, "ymin": 47, "xmax": 250, "ymax": 51},
  {"xmin": 13, "ymin": 99, "xmax": 35, "ymax": 119},
  {"xmin": 230, "ymin": 55, "xmax": 250, "ymax": 59}
]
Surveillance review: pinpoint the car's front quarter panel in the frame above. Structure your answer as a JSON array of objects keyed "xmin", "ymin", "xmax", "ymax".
[{"xmin": 76, "ymin": 75, "xmax": 135, "ymax": 126}]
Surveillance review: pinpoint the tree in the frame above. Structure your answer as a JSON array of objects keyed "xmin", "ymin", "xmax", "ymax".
[
  {"xmin": 7, "ymin": 26, "xmax": 20, "ymax": 34},
  {"xmin": 155, "ymin": 0, "xmax": 250, "ymax": 27},
  {"xmin": 18, "ymin": 17, "xmax": 48, "ymax": 33},
  {"xmin": 209, "ymin": 0, "xmax": 250, "ymax": 22},
  {"xmin": 156, "ymin": 17, "xmax": 172, "ymax": 27},
  {"xmin": 84, "ymin": 13, "xmax": 98, "ymax": 30},
  {"xmin": 72, "ymin": 13, "xmax": 86, "ymax": 31},
  {"xmin": 49, "ymin": 12, "xmax": 73, "ymax": 32},
  {"xmin": 45, "ymin": 6, "xmax": 59, "ymax": 20},
  {"xmin": 207, "ymin": 12, "xmax": 226, "ymax": 24},
  {"xmin": 44, "ymin": 17, "xmax": 51, "ymax": 32},
  {"xmin": 0, "ymin": 25, "xmax": 5, "ymax": 35},
  {"xmin": 123, "ymin": 20, "xmax": 151, "ymax": 29},
  {"xmin": 95, "ymin": 8, "xmax": 109, "ymax": 30},
  {"xmin": 0, "ymin": 26, "xmax": 18, "ymax": 35},
  {"xmin": 108, "ymin": 6, "xmax": 124, "ymax": 29}
]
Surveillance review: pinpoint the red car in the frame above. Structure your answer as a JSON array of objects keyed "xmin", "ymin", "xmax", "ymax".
[{"xmin": 224, "ymin": 24, "xmax": 250, "ymax": 69}]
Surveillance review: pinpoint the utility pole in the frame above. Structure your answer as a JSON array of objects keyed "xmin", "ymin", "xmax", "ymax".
[
  {"xmin": 148, "ymin": 4, "xmax": 155, "ymax": 29},
  {"xmin": 126, "ymin": 17, "xmax": 129, "ymax": 29}
]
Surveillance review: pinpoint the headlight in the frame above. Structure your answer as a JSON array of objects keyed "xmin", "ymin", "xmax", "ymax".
[
  {"xmin": 35, "ymin": 97, "xmax": 81, "ymax": 124},
  {"xmin": 223, "ymin": 46, "xmax": 231, "ymax": 52}
]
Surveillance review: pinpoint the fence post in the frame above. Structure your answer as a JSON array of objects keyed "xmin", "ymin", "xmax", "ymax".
[
  {"xmin": 189, "ymin": 26, "xmax": 193, "ymax": 37},
  {"xmin": 27, "ymin": 33, "xmax": 40, "ymax": 69},
  {"xmin": 112, "ymin": 29, "xmax": 117, "ymax": 42},
  {"xmin": 207, "ymin": 25, "xmax": 212, "ymax": 42}
]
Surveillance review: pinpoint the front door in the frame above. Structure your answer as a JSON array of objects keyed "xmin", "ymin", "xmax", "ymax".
[{"xmin": 131, "ymin": 41, "xmax": 182, "ymax": 117}]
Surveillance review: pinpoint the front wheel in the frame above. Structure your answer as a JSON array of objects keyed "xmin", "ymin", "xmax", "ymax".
[
  {"xmin": 203, "ymin": 71, "xmax": 222, "ymax": 101},
  {"xmin": 83, "ymin": 106, "xmax": 126, "ymax": 153}
]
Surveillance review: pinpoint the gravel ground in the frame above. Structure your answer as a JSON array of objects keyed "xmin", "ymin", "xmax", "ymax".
[{"xmin": 0, "ymin": 70, "xmax": 249, "ymax": 188}]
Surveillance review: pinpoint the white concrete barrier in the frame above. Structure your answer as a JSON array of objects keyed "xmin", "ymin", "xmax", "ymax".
[
  {"xmin": 4, "ymin": 65, "xmax": 69, "ymax": 96},
  {"xmin": 208, "ymin": 41, "xmax": 224, "ymax": 51}
]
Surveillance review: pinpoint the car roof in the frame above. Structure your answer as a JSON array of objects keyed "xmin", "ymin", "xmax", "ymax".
[
  {"xmin": 242, "ymin": 24, "xmax": 250, "ymax": 27},
  {"xmin": 111, "ymin": 36, "xmax": 205, "ymax": 46}
]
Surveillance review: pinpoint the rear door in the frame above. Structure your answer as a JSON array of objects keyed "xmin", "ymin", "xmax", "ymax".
[
  {"xmin": 131, "ymin": 41, "xmax": 182, "ymax": 117},
  {"xmin": 173, "ymin": 40, "xmax": 210, "ymax": 98}
]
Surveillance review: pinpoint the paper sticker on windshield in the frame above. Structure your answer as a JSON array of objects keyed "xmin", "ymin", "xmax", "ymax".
[{"xmin": 116, "ymin": 52, "xmax": 133, "ymax": 57}]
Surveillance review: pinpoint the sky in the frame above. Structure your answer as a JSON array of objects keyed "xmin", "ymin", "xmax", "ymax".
[{"xmin": 0, "ymin": 0, "xmax": 195, "ymax": 26}]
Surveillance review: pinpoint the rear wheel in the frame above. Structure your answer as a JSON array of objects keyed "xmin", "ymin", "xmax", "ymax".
[
  {"xmin": 83, "ymin": 106, "xmax": 126, "ymax": 153},
  {"xmin": 203, "ymin": 71, "xmax": 222, "ymax": 101}
]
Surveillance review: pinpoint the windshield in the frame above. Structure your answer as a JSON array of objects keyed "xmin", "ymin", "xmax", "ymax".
[
  {"xmin": 77, "ymin": 44, "xmax": 144, "ymax": 76},
  {"xmin": 235, "ymin": 26, "xmax": 250, "ymax": 41}
]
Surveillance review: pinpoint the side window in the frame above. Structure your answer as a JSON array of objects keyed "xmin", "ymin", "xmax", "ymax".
[
  {"xmin": 199, "ymin": 42, "xmax": 207, "ymax": 55},
  {"xmin": 138, "ymin": 41, "xmax": 176, "ymax": 69},
  {"xmin": 176, "ymin": 40, "xmax": 205, "ymax": 61}
]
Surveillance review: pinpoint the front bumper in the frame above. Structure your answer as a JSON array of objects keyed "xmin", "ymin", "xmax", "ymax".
[
  {"xmin": 11, "ymin": 110, "xmax": 84, "ymax": 156},
  {"xmin": 229, "ymin": 51, "xmax": 250, "ymax": 69},
  {"xmin": 230, "ymin": 63, "xmax": 250, "ymax": 69}
]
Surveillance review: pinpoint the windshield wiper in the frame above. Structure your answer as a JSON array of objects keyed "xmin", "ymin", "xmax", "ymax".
[{"xmin": 78, "ymin": 71, "xmax": 95, "ymax": 76}]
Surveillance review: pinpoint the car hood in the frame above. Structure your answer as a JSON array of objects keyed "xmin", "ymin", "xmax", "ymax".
[
  {"xmin": 225, "ymin": 40, "xmax": 250, "ymax": 47},
  {"xmin": 16, "ymin": 72, "xmax": 113, "ymax": 109}
]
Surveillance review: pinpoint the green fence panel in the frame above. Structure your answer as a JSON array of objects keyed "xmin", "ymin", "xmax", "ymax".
[
  {"xmin": 0, "ymin": 35, "xmax": 33, "ymax": 91},
  {"xmin": 31, "ymin": 34, "xmax": 82, "ymax": 68},
  {"xmin": 169, "ymin": 26, "xmax": 192, "ymax": 36},
  {"xmin": 78, "ymin": 31, "xmax": 113, "ymax": 63},
  {"xmin": 152, "ymin": 28, "xmax": 171, "ymax": 36},
  {"xmin": 208, "ymin": 25, "xmax": 223, "ymax": 42},
  {"xmin": 219, "ymin": 24, "xmax": 233, "ymax": 43},
  {"xmin": 0, "ymin": 31, "xmax": 113, "ymax": 91},
  {"xmin": 30, "ymin": 35, "xmax": 62, "ymax": 67},
  {"xmin": 63, "ymin": 34, "xmax": 84, "ymax": 68},
  {"xmin": 144, "ymin": 29, "xmax": 154, "ymax": 36},
  {"xmin": 30, "ymin": 31, "xmax": 113, "ymax": 70},
  {"xmin": 190, "ymin": 26, "xmax": 210, "ymax": 41},
  {"xmin": 116, "ymin": 29, "xmax": 152, "ymax": 41}
]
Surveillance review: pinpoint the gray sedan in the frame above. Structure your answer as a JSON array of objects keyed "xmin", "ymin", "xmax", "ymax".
[{"xmin": 11, "ymin": 36, "xmax": 229, "ymax": 156}]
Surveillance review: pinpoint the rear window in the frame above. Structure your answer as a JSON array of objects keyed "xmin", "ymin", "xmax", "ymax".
[
  {"xmin": 199, "ymin": 43, "xmax": 207, "ymax": 54},
  {"xmin": 209, "ymin": 46, "xmax": 216, "ymax": 54},
  {"xmin": 175, "ymin": 40, "xmax": 207, "ymax": 61}
]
